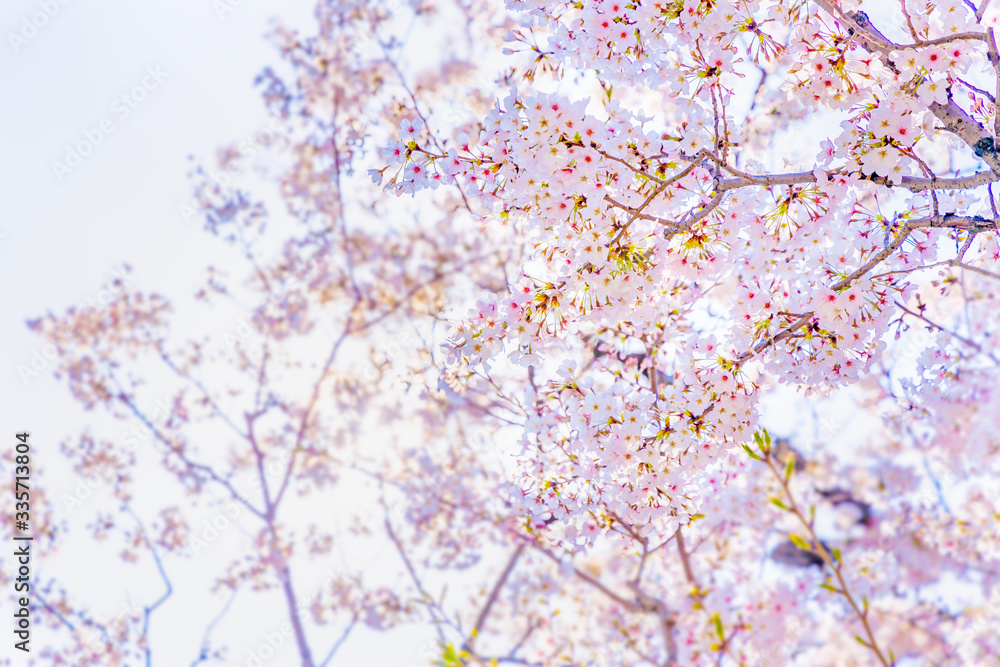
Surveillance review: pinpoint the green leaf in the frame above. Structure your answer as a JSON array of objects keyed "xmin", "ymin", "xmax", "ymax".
[
  {"xmin": 438, "ymin": 644, "xmax": 470, "ymax": 667},
  {"xmin": 784, "ymin": 455, "xmax": 795, "ymax": 481},
  {"xmin": 769, "ymin": 497, "xmax": 788, "ymax": 511},
  {"xmin": 712, "ymin": 613, "xmax": 724, "ymax": 640},
  {"xmin": 789, "ymin": 534, "xmax": 811, "ymax": 550},
  {"xmin": 855, "ymin": 635, "xmax": 870, "ymax": 647},
  {"xmin": 742, "ymin": 443, "xmax": 762, "ymax": 461},
  {"xmin": 832, "ymin": 548, "xmax": 842, "ymax": 564},
  {"xmin": 754, "ymin": 428, "xmax": 771, "ymax": 455}
]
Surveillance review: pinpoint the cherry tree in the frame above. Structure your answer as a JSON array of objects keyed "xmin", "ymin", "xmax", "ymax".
[
  {"xmin": 9, "ymin": 0, "xmax": 1000, "ymax": 665},
  {"xmin": 380, "ymin": 0, "xmax": 1000, "ymax": 664},
  {"xmin": 8, "ymin": 2, "xmax": 513, "ymax": 665}
]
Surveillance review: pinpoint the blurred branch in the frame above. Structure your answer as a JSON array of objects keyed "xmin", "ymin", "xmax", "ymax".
[
  {"xmin": 467, "ymin": 544, "xmax": 525, "ymax": 652},
  {"xmin": 190, "ymin": 587, "xmax": 240, "ymax": 666},
  {"xmin": 317, "ymin": 617, "xmax": 358, "ymax": 667},
  {"xmin": 125, "ymin": 507, "xmax": 174, "ymax": 667}
]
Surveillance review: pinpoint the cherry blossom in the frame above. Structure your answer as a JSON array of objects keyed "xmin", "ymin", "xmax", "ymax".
[{"xmin": 14, "ymin": 0, "xmax": 1000, "ymax": 665}]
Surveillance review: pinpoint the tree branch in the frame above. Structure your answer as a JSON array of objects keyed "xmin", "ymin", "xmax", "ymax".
[
  {"xmin": 832, "ymin": 214, "xmax": 999, "ymax": 290},
  {"xmin": 317, "ymin": 618, "xmax": 357, "ymax": 667},
  {"xmin": 812, "ymin": 0, "xmax": 1000, "ymax": 176},
  {"xmin": 190, "ymin": 587, "xmax": 240, "ymax": 666},
  {"xmin": 467, "ymin": 544, "xmax": 525, "ymax": 651},
  {"xmin": 126, "ymin": 507, "xmax": 174, "ymax": 667},
  {"xmin": 894, "ymin": 300, "xmax": 997, "ymax": 362},
  {"xmin": 717, "ymin": 170, "xmax": 999, "ymax": 193},
  {"xmin": 763, "ymin": 454, "xmax": 891, "ymax": 667}
]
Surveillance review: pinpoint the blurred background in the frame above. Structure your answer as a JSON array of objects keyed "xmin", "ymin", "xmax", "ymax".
[{"xmin": 0, "ymin": 2, "xmax": 439, "ymax": 663}]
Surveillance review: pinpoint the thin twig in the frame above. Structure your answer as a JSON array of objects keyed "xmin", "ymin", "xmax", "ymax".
[
  {"xmin": 125, "ymin": 507, "xmax": 174, "ymax": 667},
  {"xmin": 763, "ymin": 456, "xmax": 891, "ymax": 667},
  {"xmin": 895, "ymin": 300, "xmax": 996, "ymax": 361},
  {"xmin": 468, "ymin": 544, "xmax": 525, "ymax": 650},
  {"xmin": 190, "ymin": 587, "xmax": 240, "ymax": 666},
  {"xmin": 317, "ymin": 618, "xmax": 358, "ymax": 667},
  {"xmin": 717, "ymin": 170, "xmax": 999, "ymax": 193}
]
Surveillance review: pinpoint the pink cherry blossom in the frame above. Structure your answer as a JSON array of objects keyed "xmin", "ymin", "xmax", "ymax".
[{"xmin": 22, "ymin": 1, "xmax": 1000, "ymax": 666}]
